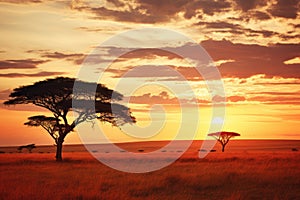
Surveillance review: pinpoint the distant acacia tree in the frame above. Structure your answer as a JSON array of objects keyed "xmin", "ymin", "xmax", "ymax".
[
  {"xmin": 208, "ymin": 131, "xmax": 240, "ymax": 152},
  {"xmin": 4, "ymin": 77, "xmax": 136, "ymax": 161}
]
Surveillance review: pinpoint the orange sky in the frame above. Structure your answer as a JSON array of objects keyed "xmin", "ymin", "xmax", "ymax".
[{"xmin": 0, "ymin": 0, "xmax": 300, "ymax": 145}]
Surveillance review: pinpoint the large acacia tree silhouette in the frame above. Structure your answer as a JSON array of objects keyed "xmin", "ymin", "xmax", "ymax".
[{"xmin": 4, "ymin": 77, "xmax": 136, "ymax": 161}]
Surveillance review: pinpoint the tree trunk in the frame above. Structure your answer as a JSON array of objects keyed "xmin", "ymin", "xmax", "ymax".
[
  {"xmin": 56, "ymin": 140, "xmax": 63, "ymax": 161},
  {"xmin": 222, "ymin": 144, "xmax": 225, "ymax": 152}
]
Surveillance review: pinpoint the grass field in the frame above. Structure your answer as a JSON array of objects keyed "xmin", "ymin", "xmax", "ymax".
[{"xmin": 1, "ymin": 140, "xmax": 300, "ymax": 200}]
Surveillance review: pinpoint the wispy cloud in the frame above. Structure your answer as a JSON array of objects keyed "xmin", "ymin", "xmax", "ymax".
[
  {"xmin": 0, "ymin": 71, "xmax": 64, "ymax": 78},
  {"xmin": 27, "ymin": 50, "xmax": 85, "ymax": 65},
  {"xmin": 0, "ymin": 59, "xmax": 48, "ymax": 70},
  {"xmin": 0, "ymin": 0, "xmax": 42, "ymax": 3},
  {"xmin": 284, "ymin": 57, "xmax": 300, "ymax": 65}
]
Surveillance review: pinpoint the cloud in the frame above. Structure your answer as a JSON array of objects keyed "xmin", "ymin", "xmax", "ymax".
[
  {"xmin": 109, "ymin": 65, "xmax": 188, "ymax": 80},
  {"xmin": 127, "ymin": 80, "xmax": 300, "ymax": 107},
  {"xmin": 93, "ymin": 40, "xmax": 300, "ymax": 80},
  {"xmin": 99, "ymin": 45, "xmax": 213, "ymax": 81},
  {"xmin": 211, "ymin": 95, "xmax": 247, "ymax": 104},
  {"xmin": 268, "ymin": 0, "xmax": 299, "ymax": 19},
  {"xmin": 182, "ymin": 0, "xmax": 232, "ymax": 16},
  {"xmin": 254, "ymin": 91, "xmax": 300, "ymax": 96},
  {"xmin": 234, "ymin": 77, "xmax": 300, "ymax": 105},
  {"xmin": 201, "ymin": 39, "xmax": 300, "ymax": 78},
  {"xmin": 213, "ymin": 59, "xmax": 235, "ymax": 67},
  {"xmin": 70, "ymin": 0, "xmax": 300, "ymax": 25},
  {"xmin": 41, "ymin": 51, "xmax": 85, "ymax": 65},
  {"xmin": 212, "ymin": 95, "xmax": 226, "ymax": 103},
  {"xmin": 106, "ymin": 64, "xmax": 211, "ymax": 82},
  {"xmin": 233, "ymin": 0, "xmax": 267, "ymax": 12},
  {"xmin": 250, "ymin": 11, "xmax": 271, "ymax": 20},
  {"xmin": 128, "ymin": 91, "xmax": 179, "ymax": 105},
  {"xmin": 71, "ymin": 0, "xmax": 232, "ymax": 23},
  {"xmin": 232, "ymin": 0, "xmax": 299, "ymax": 19},
  {"xmin": 253, "ymin": 81, "xmax": 300, "ymax": 86},
  {"xmin": 284, "ymin": 57, "xmax": 300, "ymax": 65},
  {"xmin": 40, "ymin": 51, "xmax": 83, "ymax": 59},
  {"xmin": 220, "ymin": 75, "xmax": 300, "ymax": 106},
  {"xmin": 195, "ymin": 20, "xmax": 279, "ymax": 38},
  {"xmin": 0, "ymin": 0, "xmax": 42, "ymax": 3},
  {"xmin": 127, "ymin": 91, "xmax": 209, "ymax": 107},
  {"xmin": 196, "ymin": 21, "xmax": 241, "ymax": 30},
  {"xmin": 76, "ymin": 26, "xmax": 130, "ymax": 33},
  {"xmin": 27, "ymin": 50, "xmax": 85, "ymax": 65},
  {"xmin": 106, "ymin": 48, "xmax": 181, "ymax": 61},
  {"xmin": 75, "ymin": 4, "xmax": 168, "ymax": 24},
  {"xmin": 0, "ymin": 71, "xmax": 64, "ymax": 78},
  {"xmin": 279, "ymin": 34, "xmax": 300, "ymax": 41},
  {"xmin": 0, "ymin": 59, "xmax": 47, "ymax": 70},
  {"xmin": 68, "ymin": 0, "xmax": 299, "ymax": 48},
  {"xmin": 248, "ymin": 96, "xmax": 300, "ymax": 105},
  {"xmin": 227, "ymin": 95, "xmax": 246, "ymax": 102}
]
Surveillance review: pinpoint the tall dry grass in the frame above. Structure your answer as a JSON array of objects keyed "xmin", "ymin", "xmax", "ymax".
[{"xmin": 1, "ymin": 150, "xmax": 300, "ymax": 200}]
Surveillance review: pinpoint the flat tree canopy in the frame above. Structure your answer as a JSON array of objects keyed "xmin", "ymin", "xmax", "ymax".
[
  {"xmin": 4, "ymin": 77, "xmax": 136, "ymax": 161},
  {"xmin": 208, "ymin": 131, "xmax": 240, "ymax": 152}
]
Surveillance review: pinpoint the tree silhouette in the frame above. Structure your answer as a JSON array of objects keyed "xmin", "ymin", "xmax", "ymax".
[
  {"xmin": 17, "ymin": 144, "xmax": 36, "ymax": 153},
  {"xmin": 4, "ymin": 77, "xmax": 136, "ymax": 161},
  {"xmin": 208, "ymin": 131, "xmax": 240, "ymax": 152}
]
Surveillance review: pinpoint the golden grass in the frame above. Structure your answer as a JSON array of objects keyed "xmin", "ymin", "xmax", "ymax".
[
  {"xmin": 0, "ymin": 141, "xmax": 300, "ymax": 200},
  {"xmin": 1, "ymin": 141, "xmax": 300, "ymax": 199}
]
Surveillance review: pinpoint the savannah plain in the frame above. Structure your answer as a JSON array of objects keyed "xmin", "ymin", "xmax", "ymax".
[{"xmin": 1, "ymin": 140, "xmax": 300, "ymax": 200}]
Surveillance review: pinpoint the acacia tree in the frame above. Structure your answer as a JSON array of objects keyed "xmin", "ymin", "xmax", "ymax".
[
  {"xmin": 4, "ymin": 77, "xmax": 136, "ymax": 161},
  {"xmin": 208, "ymin": 131, "xmax": 240, "ymax": 152}
]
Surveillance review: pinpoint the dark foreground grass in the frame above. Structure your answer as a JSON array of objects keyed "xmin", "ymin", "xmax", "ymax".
[{"xmin": 1, "ymin": 151, "xmax": 300, "ymax": 200}]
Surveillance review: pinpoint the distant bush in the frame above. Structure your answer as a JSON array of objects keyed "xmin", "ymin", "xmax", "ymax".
[{"xmin": 198, "ymin": 148, "xmax": 215, "ymax": 152}]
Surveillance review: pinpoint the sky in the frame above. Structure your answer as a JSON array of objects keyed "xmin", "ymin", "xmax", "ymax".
[{"xmin": 0, "ymin": 0, "xmax": 299, "ymax": 146}]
